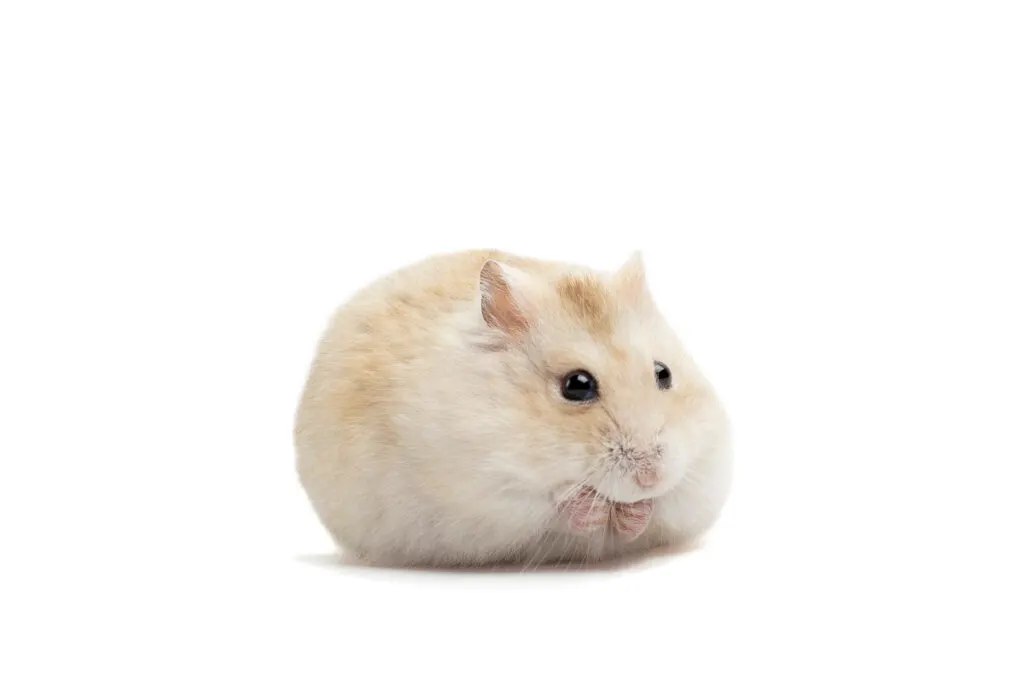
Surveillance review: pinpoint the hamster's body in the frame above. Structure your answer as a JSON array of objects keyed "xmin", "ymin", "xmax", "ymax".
[{"xmin": 294, "ymin": 249, "xmax": 732, "ymax": 567}]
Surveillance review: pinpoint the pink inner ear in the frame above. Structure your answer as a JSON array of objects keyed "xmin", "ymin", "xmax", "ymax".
[{"xmin": 480, "ymin": 261, "xmax": 530, "ymax": 335}]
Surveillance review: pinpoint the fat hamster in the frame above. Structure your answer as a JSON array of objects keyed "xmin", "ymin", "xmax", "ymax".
[{"xmin": 294, "ymin": 249, "xmax": 732, "ymax": 567}]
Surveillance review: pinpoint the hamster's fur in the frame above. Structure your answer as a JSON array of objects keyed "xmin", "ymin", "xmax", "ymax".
[{"xmin": 294, "ymin": 249, "xmax": 732, "ymax": 567}]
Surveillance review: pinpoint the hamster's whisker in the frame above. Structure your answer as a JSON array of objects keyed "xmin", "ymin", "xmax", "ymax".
[
  {"xmin": 676, "ymin": 463, "xmax": 706, "ymax": 489},
  {"xmin": 552, "ymin": 532, "xmax": 577, "ymax": 570},
  {"xmin": 522, "ymin": 530, "xmax": 566, "ymax": 572},
  {"xmin": 520, "ymin": 535, "xmax": 547, "ymax": 572},
  {"xmin": 535, "ymin": 535, "xmax": 561, "ymax": 570},
  {"xmin": 555, "ymin": 479, "xmax": 588, "ymax": 505},
  {"xmin": 599, "ymin": 404, "xmax": 625, "ymax": 435},
  {"xmin": 554, "ymin": 460, "xmax": 605, "ymax": 505},
  {"xmin": 583, "ymin": 469, "xmax": 615, "ymax": 523}
]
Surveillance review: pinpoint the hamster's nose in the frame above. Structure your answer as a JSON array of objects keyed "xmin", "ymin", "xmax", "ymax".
[{"xmin": 634, "ymin": 467, "xmax": 659, "ymax": 489}]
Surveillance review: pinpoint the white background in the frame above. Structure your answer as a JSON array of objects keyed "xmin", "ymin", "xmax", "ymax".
[{"xmin": 2, "ymin": 1, "xmax": 1022, "ymax": 678}]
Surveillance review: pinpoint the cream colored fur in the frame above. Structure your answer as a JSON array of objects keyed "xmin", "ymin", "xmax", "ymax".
[{"xmin": 294, "ymin": 249, "xmax": 732, "ymax": 567}]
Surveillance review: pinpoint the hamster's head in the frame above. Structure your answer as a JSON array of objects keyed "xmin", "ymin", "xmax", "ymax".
[{"xmin": 476, "ymin": 252, "xmax": 729, "ymax": 506}]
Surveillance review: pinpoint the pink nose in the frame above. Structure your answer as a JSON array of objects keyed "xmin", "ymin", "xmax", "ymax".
[{"xmin": 634, "ymin": 468, "xmax": 659, "ymax": 489}]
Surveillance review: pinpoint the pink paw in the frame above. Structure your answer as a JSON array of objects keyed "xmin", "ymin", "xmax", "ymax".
[
  {"xmin": 561, "ymin": 487, "xmax": 612, "ymax": 534},
  {"xmin": 559, "ymin": 487, "xmax": 654, "ymax": 541},
  {"xmin": 612, "ymin": 499, "xmax": 653, "ymax": 542}
]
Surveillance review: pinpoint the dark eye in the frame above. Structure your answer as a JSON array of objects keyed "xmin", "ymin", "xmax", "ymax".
[
  {"xmin": 655, "ymin": 361, "xmax": 672, "ymax": 390},
  {"xmin": 561, "ymin": 370, "xmax": 599, "ymax": 402}
]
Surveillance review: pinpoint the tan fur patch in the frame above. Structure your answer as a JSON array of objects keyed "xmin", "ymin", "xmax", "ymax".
[{"xmin": 556, "ymin": 274, "xmax": 612, "ymax": 336}]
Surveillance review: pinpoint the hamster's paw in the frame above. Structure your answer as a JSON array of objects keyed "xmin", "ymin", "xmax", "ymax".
[
  {"xmin": 612, "ymin": 499, "xmax": 653, "ymax": 542},
  {"xmin": 561, "ymin": 487, "xmax": 612, "ymax": 534},
  {"xmin": 559, "ymin": 487, "xmax": 653, "ymax": 541}
]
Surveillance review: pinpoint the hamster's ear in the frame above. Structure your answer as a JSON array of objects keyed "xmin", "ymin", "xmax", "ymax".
[
  {"xmin": 613, "ymin": 250, "xmax": 652, "ymax": 305},
  {"xmin": 479, "ymin": 260, "xmax": 536, "ymax": 336}
]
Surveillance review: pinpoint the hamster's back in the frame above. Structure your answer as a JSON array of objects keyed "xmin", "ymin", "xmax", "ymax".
[{"xmin": 292, "ymin": 249, "xmax": 553, "ymax": 558}]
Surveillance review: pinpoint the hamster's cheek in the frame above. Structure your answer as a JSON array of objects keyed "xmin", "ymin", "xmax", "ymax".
[
  {"xmin": 656, "ymin": 431, "xmax": 700, "ymax": 492},
  {"xmin": 537, "ymin": 444, "xmax": 602, "ymax": 494},
  {"xmin": 657, "ymin": 391, "xmax": 730, "ymax": 491},
  {"xmin": 652, "ymin": 437, "xmax": 733, "ymax": 542}
]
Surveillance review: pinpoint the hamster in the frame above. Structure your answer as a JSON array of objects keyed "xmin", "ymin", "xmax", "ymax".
[{"xmin": 293, "ymin": 249, "xmax": 732, "ymax": 567}]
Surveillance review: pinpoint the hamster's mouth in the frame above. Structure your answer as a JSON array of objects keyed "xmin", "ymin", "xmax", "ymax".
[{"xmin": 556, "ymin": 485, "xmax": 653, "ymax": 542}]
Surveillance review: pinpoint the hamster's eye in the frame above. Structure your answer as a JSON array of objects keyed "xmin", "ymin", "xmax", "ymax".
[
  {"xmin": 561, "ymin": 370, "xmax": 599, "ymax": 402},
  {"xmin": 654, "ymin": 361, "xmax": 672, "ymax": 390}
]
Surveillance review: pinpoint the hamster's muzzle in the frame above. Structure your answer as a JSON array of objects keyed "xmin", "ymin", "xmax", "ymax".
[{"xmin": 604, "ymin": 440, "xmax": 665, "ymax": 497}]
